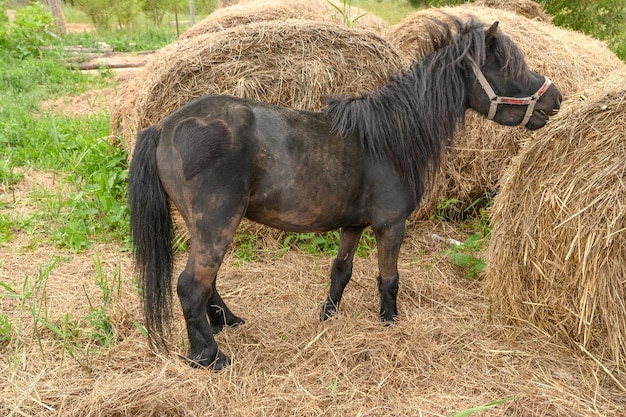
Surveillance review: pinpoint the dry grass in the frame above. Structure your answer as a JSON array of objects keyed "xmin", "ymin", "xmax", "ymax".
[
  {"xmin": 486, "ymin": 69, "xmax": 626, "ymax": 379},
  {"xmin": 385, "ymin": 4, "xmax": 625, "ymax": 217},
  {"xmin": 1, "ymin": 165, "xmax": 623, "ymax": 415},
  {"xmin": 2, "ymin": 209, "xmax": 625, "ymax": 416}
]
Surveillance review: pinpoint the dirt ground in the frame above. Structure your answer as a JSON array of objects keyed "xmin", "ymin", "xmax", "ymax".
[
  {"xmin": 2, "ymin": 41, "xmax": 625, "ymax": 417},
  {"xmin": 40, "ymin": 51, "xmax": 150, "ymax": 118}
]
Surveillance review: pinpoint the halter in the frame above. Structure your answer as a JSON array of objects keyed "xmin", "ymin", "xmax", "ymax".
[{"xmin": 468, "ymin": 56, "xmax": 552, "ymax": 127}]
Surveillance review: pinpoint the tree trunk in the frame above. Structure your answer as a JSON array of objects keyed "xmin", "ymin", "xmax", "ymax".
[{"xmin": 48, "ymin": 0, "xmax": 67, "ymax": 34}]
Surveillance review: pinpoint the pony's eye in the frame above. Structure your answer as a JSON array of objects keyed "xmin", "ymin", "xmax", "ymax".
[{"xmin": 536, "ymin": 109, "xmax": 547, "ymax": 116}]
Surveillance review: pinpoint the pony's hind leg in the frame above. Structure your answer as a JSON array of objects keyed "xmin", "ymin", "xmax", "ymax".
[
  {"xmin": 206, "ymin": 280, "xmax": 245, "ymax": 334},
  {"xmin": 321, "ymin": 226, "xmax": 365, "ymax": 320},
  {"xmin": 177, "ymin": 201, "xmax": 247, "ymax": 370},
  {"xmin": 177, "ymin": 266, "xmax": 228, "ymax": 369}
]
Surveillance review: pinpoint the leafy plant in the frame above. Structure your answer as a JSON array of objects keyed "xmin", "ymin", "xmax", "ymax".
[
  {"xmin": 326, "ymin": 0, "xmax": 367, "ymax": 27},
  {"xmin": 432, "ymin": 196, "xmax": 461, "ymax": 221},
  {"xmin": 329, "ymin": 375, "xmax": 340, "ymax": 415},
  {"xmin": 0, "ymin": 212, "xmax": 14, "ymax": 243},
  {"xmin": 82, "ymin": 307, "xmax": 116, "ymax": 347},
  {"xmin": 92, "ymin": 254, "xmax": 122, "ymax": 305},
  {"xmin": 282, "ymin": 229, "xmax": 376, "ymax": 258},
  {"xmin": 283, "ymin": 231, "xmax": 340, "ymax": 256},
  {"xmin": 82, "ymin": 255, "xmax": 121, "ymax": 348},
  {"xmin": 0, "ymin": 2, "xmax": 55, "ymax": 58},
  {"xmin": 443, "ymin": 232, "xmax": 487, "ymax": 280},
  {"xmin": 41, "ymin": 312, "xmax": 82, "ymax": 366},
  {"xmin": 232, "ymin": 231, "xmax": 257, "ymax": 262},
  {"xmin": 0, "ymin": 258, "xmax": 56, "ymax": 373}
]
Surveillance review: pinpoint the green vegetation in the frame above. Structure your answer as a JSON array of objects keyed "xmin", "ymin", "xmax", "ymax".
[
  {"xmin": 351, "ymin": 0, "xmax": 418, "ymax": 24},
  {"xmin": 281, "ymin": 229, "xmax": 377, "ymax": 259},
  {"xmin": 326, "ymin": 0, "xmax": 368, "ymax": 27},
  {"xmin": 435, "ymin": 195, "xmax": 491, "ymax": 279},
  {"xmin": 536, "ymin": 0, "xmax": 626, "ymax": 60},
  {"xmin": 0, "ymin": 255, "xmax": 123, "ymax": 373},
  {"xmin": 443, "ymin": 232, "xmax": 487, "ymax": 280},
  {"xmin": 351, "ymin": 0, "xmax": 626, "ymax": 61},
  {"xmin": 70, "ymin": 0, "xmax": 217, "ymax": 30},
  {"xmin": 448, "ymin": 395, "xmax": 523, "ymax": 417},
  {"xmin": 1, "ymin": 1, "xmax": 54, "ymax": 58},
  {"xmin": 1, "ymin": 5, "xmax": 128, "ymax": 251}
]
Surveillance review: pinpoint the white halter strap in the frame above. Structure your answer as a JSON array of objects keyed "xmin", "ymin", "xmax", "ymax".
[{"xmin": 468, "ymin": 56, "xmax": 552, "ymax": 127}]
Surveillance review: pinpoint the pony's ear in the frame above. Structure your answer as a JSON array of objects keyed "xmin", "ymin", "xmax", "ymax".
[{"xmin": 486, "ymin": 21, "xmax": 500, "ymax": 40}]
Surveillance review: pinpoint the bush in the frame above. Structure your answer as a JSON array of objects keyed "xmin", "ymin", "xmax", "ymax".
[
  {"xmin": 74, "ymin": 0, "xmax": 116, "ymax": 31},
  {"xmin": 115, "ymin": 0, "xmax": 142, "ymax": 28},
  {"xmin": 74, "ymin": 0, "xmax": 141, "ymax": 31},
  {"xmin": 536, "ymin": 0, "xmax": 626, "ymax": 60},
  {"xmin": 143, "ymin": 0, "xmax": 180, "ymax": 24},
  {"xmin": 0, "ymin": 2, "xmax": 55, "ymax": 58}
]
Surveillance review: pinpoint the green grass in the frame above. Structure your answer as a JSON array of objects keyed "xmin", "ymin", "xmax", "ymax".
[
  {"xmin": 0, "ymin": 48, "xmax": 129, "ymax": 251},
  {"xmin": 56, "ymin": 5, "xmax": 211, "ymax": 52}
]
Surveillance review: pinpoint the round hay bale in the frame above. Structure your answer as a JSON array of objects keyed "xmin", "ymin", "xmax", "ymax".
[
  {"xmin": 181, "ymin": 0, "xmax": 385, "ymax": 40},
  {"xmin": 386, "ymin": 5, "xmax": 625, "ymax": 219},
  {"xmin": 472, "ymin": 0, "xmax": 552, "ymax": 22},
  {"xmin": 110, "ymin": 20, "xmax": 405, "ymax": 152},
  {"xmin": 486, "ymin": 69, "xmax": 626, "ymax": 373}
]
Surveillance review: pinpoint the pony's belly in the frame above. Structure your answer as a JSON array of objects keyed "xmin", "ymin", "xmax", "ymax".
[{"xmin": 245, "ymin": 199, "xmax": 361, "ymax": 233}]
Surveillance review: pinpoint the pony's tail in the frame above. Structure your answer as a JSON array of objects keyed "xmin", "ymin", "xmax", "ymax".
[{"xmin": 129, "ymin": 125, "xmax": 174, "ymax": 349}]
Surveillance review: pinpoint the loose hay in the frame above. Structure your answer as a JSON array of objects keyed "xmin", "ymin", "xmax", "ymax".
[
  {"xmin": 386, "ymin": 4, "xmax": 625, "ymax": 218},
  {"xmin": 110, "ymin": 20, "xmax": 404, "ymax": 152},
  {"xmin": 486, "ymin": 69, "xmax": 626, "ymax": 378},
  {"xmin": 2, "ymin": 218, "xmax": 625, "ymax": 416},
  {"xmin": 181, "ymin": 0, "xmax": 386, "ymax": 40}
]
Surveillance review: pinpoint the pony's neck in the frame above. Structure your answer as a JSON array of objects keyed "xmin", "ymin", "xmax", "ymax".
[{"xmin": 325, "ymin": 44, "xmax": 471, "ymax": 201}]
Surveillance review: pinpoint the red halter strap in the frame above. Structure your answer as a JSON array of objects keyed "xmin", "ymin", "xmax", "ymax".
[{"xmin": 468, "ymin": 56, "xmax": 552, "ymax": 127}]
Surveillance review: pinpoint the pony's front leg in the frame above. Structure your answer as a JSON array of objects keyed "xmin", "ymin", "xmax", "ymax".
[
  {"xmin": 373, "ymin": 222, "xmax": 405, "ymax": 323},
  {"xmin": 321, "ymin": 226, "xmax": 365, "ymax": 320},
  {"xmin": 177, "ymin": 268, "xmax": 229, "ymax": 370}
]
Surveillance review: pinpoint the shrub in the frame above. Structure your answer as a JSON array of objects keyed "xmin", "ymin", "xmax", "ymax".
[
  {"xmin": 536, "ymin": 0, "xmax": 626, "ymax": 60},
  {"xmin": 0, "ymin": 2, "xmax": 55, "ymax": 58},
  {"xmin": 74, "ymin": 0, "xmax": 116, "ymax": 31}
]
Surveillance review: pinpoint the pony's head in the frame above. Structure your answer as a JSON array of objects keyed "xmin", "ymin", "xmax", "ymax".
[{"xmin": 465, "ymin": 21, "xmax": 562, "ymax": 130}]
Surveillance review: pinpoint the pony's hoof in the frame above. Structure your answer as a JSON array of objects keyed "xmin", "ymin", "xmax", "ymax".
[
  {"xmin": 379, "ymin": 312, "xmax": 398, "ymax": 325},
  {"xmin": 188, "ymin": 350, "xmax": 231, "ymax": 370},
  {"xmin": 321, "ymin": 301, "xmax": 338, "ymax": 321},
  {"xmin": 212, "ymin": 351, "xmax": 231, "ymax": 371},
  {"xmin": 228, "ymin": 316, "xmax": 245, "ymax": 328}
]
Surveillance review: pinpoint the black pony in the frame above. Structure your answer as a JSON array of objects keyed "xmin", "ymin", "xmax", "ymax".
[{"xmin": 129, "ymin": 17, "xmax": 561, "ymax": 370}]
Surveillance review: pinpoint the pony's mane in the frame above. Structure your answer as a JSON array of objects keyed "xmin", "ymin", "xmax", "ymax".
[{"xmin": 324, "ymin": 16, "xmax": 526, "ymax": 201}]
